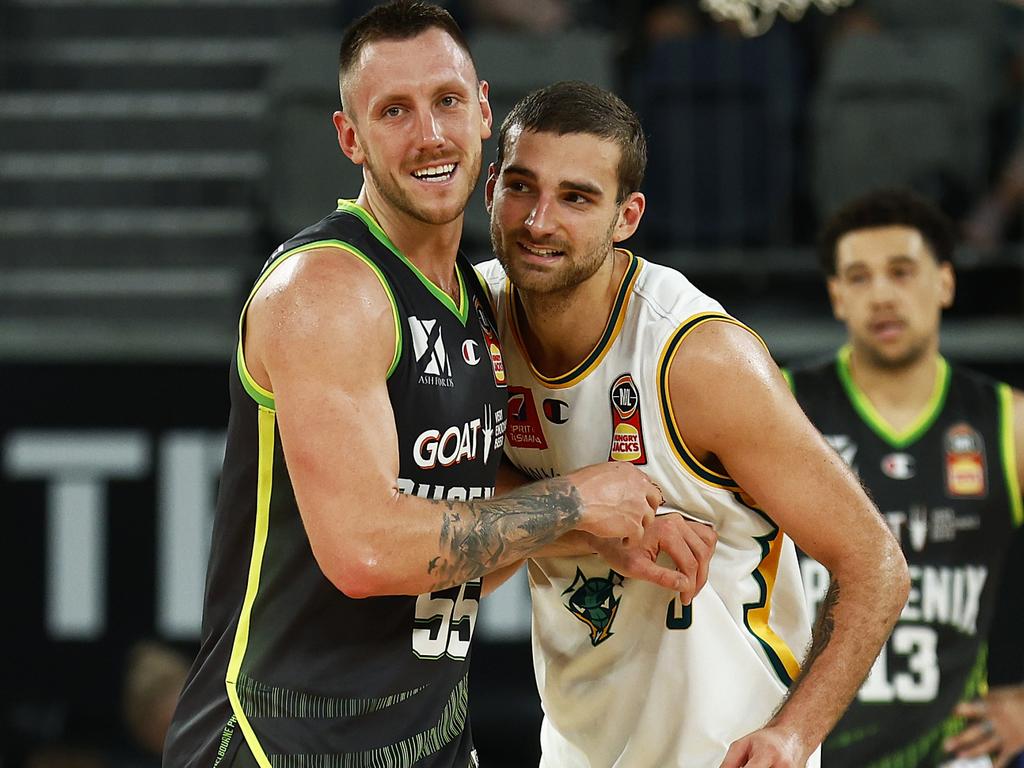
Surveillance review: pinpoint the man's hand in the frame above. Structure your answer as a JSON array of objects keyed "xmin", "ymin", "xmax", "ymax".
[
  {"xmin": 592, "ymin": 512, "xmax": 716, "ymax": 603},
  {"xmin": 719, "ymin": 725, "xmax": 811, "ymax": 768},
  {"xmin": 566, "ymin": 461, "xmax": 663, "ymax": 542},
  {"xmin": 946, "ymin": 686, "xmax": 1024, "ymax": 768}
]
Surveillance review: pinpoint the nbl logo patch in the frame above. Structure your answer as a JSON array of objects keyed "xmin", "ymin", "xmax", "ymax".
[
  {"xmin": 608, "ymin": 374, "xmax": 646, "ymax": 464},
  {"xmin": 944, "ymin": 423, "xmax": 987, "ymax": 497},
  {"xmin": 409, "ymin": 316, "xmax": 453, "ymax": 387}
]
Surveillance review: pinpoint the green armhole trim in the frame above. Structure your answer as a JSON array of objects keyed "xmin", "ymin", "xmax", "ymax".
[
  {"xmin": 997, "ymin": 383, "xmax": 1023, "ymax": 528},
  {"xmin": 338, "ymin": 199, "xmax": 469, "ymax": 325},
  {"xmin": 236, "ymin": 239, "xmax": 403, "ymax": 408},
  {"xmin": 836, "ymin": 345, "xmax": 950, "ymax": 449},
  {"xmin": 781, "ymin": 367, "xmax": 794, "ymax": 393}
]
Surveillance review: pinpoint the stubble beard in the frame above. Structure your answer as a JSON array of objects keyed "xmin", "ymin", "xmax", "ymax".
[
  {"xmin": 491, "ymin": 214, "xmax": 618, "ymax": 299},
  {"xmin": 363, "ymin": 148, "xmax": 481, "ymax": 227}
]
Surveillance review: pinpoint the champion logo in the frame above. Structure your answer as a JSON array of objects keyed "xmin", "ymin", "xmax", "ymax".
[
  {"xmin": 881, "ymin": 452, "xmax": 915, "ymax": 480},
  {"xmin": 462, "ymin": 339, "xmax": 480, "ymax": 365},
  {"xmin": 543, "ymin": 398, "xmax": 569, "ymax": 424}
]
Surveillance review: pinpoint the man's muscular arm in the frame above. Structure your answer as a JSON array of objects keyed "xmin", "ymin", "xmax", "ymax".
[
  {"xmin": 667, "ymin": 321, "xmax": 909, "ymax": 768},
  {"xmin": 246, "ymin": 248, "xmax": 660, "ymax": 598}
]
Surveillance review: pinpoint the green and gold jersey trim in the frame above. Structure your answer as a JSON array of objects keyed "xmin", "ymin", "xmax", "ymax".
[
  {"xmin": 224, "ymin": 406, "xmax": 277, "ymax": 768},
  {"xmin": 338, "ymin": 200, "xmax": 469, "ymax": 325},
  {"xmin": 836, "ymin": 346, "xmax": 951, "ymax": 449},
  {"xmin": 506, "ymin": 250, "xmax": 641, "ymax": 389},
  {"xmin": 997, "ymin": 383, "xmax": 1024, "ymax": 528},
  {"xmin": 657, "ymin": 312, "xmax": 766, "ymax": 490},
  {"xmin": 736, "ymin": 496, "xmax": 802, "ymax": 687},
  {"xmin": 235, "ymin": 239, "xmax": 403, "ymax": 408}
]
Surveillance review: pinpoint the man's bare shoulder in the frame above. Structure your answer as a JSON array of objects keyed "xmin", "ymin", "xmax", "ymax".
[
  {"xmin": 669, "ymin": 318, "xmax": 778, "ymax": 389},
  {"xmin": 246, "ymin": 246, "xmax": 397, "ymax": 384}
]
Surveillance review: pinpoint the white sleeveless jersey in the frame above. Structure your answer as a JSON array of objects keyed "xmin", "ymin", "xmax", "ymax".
[{"xmin": 477, "ymin": 253, "xmax": 817, "ymax": 768}]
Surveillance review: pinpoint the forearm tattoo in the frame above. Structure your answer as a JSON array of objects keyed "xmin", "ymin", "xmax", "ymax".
[{"xmin": 427, "ymin": 478, "xmax": 583, "ymax": 588}]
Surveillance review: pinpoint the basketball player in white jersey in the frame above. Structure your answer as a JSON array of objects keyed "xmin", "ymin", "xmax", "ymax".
[{"xmin": 475, "ymin": 81, "xmax": 911, "ymax": 768}]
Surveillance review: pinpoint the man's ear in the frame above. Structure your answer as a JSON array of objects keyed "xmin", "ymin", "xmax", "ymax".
[
  {"xmin": 478, "ymin": 80, "xmax": 493, "ymax": 141},
  {"xmin": 612, "ymin": 192, "xmax": 646, "ymax": 243},
  {"xmin": 938, "ymin": 261, "xmax": 956, "ymax": 310},
  {"xmin": 334, "ymin": 111, "xmax": 364, "ymax": 165}
]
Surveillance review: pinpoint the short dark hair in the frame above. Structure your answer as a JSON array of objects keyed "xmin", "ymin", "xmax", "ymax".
[
  {"xmin": 495, "ymin": 81, "xmax": 647, "ymax": 203},
  {"xmin": 818, "ymin": 188, "xmax": 956, "ymax": 276},
  {"xmin": 339, "ymin": 1, "xmax": 474, "ymax": 111}
]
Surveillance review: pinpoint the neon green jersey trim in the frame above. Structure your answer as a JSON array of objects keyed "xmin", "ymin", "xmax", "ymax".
[
  {"xmin": 780, "ymin": 367, "xmax": 794, "ymax": 392},
  {"xmin": 997, "ymin": 383, "xmax": 1023, "ymax": 528},
  {"xmin": 338, "ymin": 199, "xmax": 469, "ymax": 325},
  {"xmin": 235, "ymin": 239, "xmax": 403, "ymax": 408},
  {"xmin": 836, "ymin": 345, "xmax": 951, "ymax": 449}
]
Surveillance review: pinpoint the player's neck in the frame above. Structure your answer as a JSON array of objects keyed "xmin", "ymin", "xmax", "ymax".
[
  {"xmin": 516, "ymin": 249, "xmax": 625, "ymax": 377},
  {"xmin": 357, "ymin": 189, "xmax": 463, "ymax": 302},
  {"xmin": 846, "ymin": 343, "xmax": 943, "ymax": 431}
]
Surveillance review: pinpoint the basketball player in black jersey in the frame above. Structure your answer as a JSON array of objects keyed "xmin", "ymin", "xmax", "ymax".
[
  {"xmin": 789, "ymin": 189, "xmax": 1024, "ymax": 768},
  {"xmin": 162, "ymin": 4, "xmax": 707, "ymax": 767}
]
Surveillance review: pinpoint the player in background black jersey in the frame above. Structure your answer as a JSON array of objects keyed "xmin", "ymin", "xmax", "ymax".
[
  {"xmin": 788, "ymin": 188, "xmax": 1024, "ymax": 768},
  {"xmin": 162, "ymin": 4, "xmax": 715, "ymax": 767}
]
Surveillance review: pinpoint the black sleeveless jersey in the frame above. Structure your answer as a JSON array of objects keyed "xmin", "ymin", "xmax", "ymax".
[
  {"xmin": 789, "ymin": 348, "xmax": 1022, "ymax": 768},
  {"xmin": 164, "ymin": 201, "xmax": 509, "ymax": 768}
]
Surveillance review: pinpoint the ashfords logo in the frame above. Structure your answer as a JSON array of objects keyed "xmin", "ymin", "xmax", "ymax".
[
  {"xmin": 413, "ymin": 405, "xmax": 504, "ymax": 469},
  {"xmin": 409, "ymin": 316, "xmax": 453, "ymax": 387}
]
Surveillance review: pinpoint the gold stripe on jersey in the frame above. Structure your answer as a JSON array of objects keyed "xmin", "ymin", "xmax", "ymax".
[
  {"xmin": 997, "ymin": 383, "xmax": 1024, "ymax": 527},
  {"xmin": 740, "ymin": 505, "xmax": 801, "ymax": 686},
  {"xmin": 657, "ymin": 312, "xmax": 766, "ymax": 490},
  {"xmin": 224, "ymin": 405, "xmax": 277, "ymax": 768},
  {"xmin": 836, "ymin": 346, "xmax": 951, "ymax": 449},
  {"xmin": 338, "ymin": 200, "xmax": 469, "ymax": 326},
  {"xmin": 506, "ymin": 250, "xmax": 641, "ymax": 389},
  {"xmin": 235, "ymin": 239, "xmax": 403, "ymax": 408}
]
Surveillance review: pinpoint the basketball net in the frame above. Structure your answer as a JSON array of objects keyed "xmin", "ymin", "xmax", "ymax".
[{"xmin": 700, "ymin": 0, "xmax": 855, "ymax": 36}]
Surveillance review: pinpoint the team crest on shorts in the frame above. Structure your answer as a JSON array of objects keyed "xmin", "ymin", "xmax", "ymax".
[
  {"xmin": 562, "ymin": 567, "xmax": 624, "ymax": 646},
  {"xmin": 609, "ymin": 373, "xmax": 647, "ymax": 464}
]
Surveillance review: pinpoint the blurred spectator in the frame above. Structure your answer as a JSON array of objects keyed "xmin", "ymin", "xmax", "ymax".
[
  {"xmin": 116, "ymin": 642, "xmax": 189, "ymax": 766},
  {"xmin": 965, "ymin": 139, "xmax": 1024, "ymax": 248}
]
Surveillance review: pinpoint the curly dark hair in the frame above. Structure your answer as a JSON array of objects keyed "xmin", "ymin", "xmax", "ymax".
[{"xmin": 818, "ymin": 188, "xmax": 956, "ymax": 276}]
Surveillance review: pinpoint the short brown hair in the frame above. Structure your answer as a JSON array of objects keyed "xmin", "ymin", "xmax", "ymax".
[
  {"xmin": 495, "ymin": 81, "xmax": 647, "ymax": 203},
  {"xmin": 339, "ymin": 1, "xmax": 474, "ymax": 111}
]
